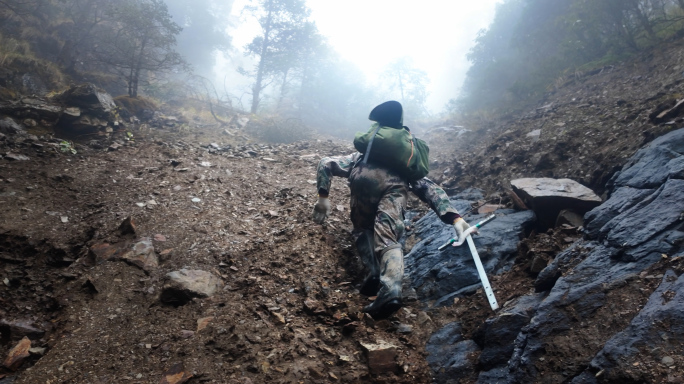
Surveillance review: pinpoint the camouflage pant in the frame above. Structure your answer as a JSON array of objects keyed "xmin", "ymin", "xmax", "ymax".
[{"xmin": 348, "ymin": 162, "xmax": 407, "ymax": 256}]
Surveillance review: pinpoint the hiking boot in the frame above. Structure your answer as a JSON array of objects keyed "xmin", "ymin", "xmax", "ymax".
[
  {"xmin": 356, "ymin": 230, "xmax": 380, "ymax": 296},
  {"xmin": 363, "ymin": 247, "xmax": 403, "ymax": 319}
]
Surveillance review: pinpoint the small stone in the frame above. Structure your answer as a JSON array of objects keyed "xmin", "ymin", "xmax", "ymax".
[
  {"xmin": 191, "ymin": 198, "xmax": 201, "ymax": 203},
  {"xmin": 4, "ymin": 153, "xmax": 30, "ymax": 161},
  {"xmin": 154, "ymin": 234, "xmax": 167, "ymax": 242},
  {"xmin": 29, "ymin": 347, "xmax": 46, "ymax": 356},
  {"xmin": 662, "ymin": 356, "xmax": 675, "ymax": 366},
  {"xmin": 180, "ymin": 330, "xmax": 194, "ymax": 339},
  {"xmin": 120, "ymin": 238, "xmax": 158, "ymax": 271},
  {"xmin": 196, "ymin": 317, "xmax": 214, "ymax": 332},
  {"xmin": 3, "ymin": 336, "xmax": 31, "ymax": 371},
  {"xmin": 60, "ymin": 216, "xmax": 69, "ymax": 223},
  {"xmin": 160, "ymin": 269, "xmax": 223, "ymax": 305},
  {"xmin": 308, "ymin": 366, "xmax": 324, "ymax": 379},
  {"xmin": 159, "ymin": 363, "xmax": 193, "ymax": 384},
  {"xmin": 359, "ymin": 340, "xmax": 399, "ymax": 374},
  {"xmin": 271, "ymin": 312, "xmax": 286, "ymax": 324}
]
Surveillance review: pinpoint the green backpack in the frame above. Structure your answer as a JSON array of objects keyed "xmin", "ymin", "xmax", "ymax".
[{"xmin": 353, "ymin": 123, "xmax": 430, "ymax": 181}]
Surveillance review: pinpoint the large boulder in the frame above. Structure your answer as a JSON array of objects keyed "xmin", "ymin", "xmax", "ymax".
[{"xmin": 54, "ymin": 83, "xmax": 119, "ymax": 136}]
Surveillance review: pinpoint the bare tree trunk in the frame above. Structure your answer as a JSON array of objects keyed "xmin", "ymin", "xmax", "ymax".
[
  {"xmin": 130, "ymin": 36, "xmax": 148, "ymax": 97},
  {"xmin": 277, "ymin": 69, "xmax": 289, "ymax": 111},
  {"xmin": 251, "ymin": 0, "xmax": 273, "ymax": 115}
]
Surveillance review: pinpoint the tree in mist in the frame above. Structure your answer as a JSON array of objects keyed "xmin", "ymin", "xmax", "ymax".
[
  {"xmin": 164, "ymin": 0, "xmax": 232, "ymax": 77},
  {"xmin": 241, "ymin": 0, "xmax": 312, "ymax": 114},
  {"xmin": 298, "ymin": 51, "xmax": 376, "ymax": 138},
  {"xmin": 94, "ymin": 0, "xmax": 185, "ymax": 97},
  {"xmin": 381, "ymin": 56, "xmax": 429, "ymax": 120},
  {"xmin": 55, "ymin": 0, "xmax": 117, "ymax": 73},
  {"xmin": 458, "ymin": 0, "xmax": 684, "ymax": 114}
]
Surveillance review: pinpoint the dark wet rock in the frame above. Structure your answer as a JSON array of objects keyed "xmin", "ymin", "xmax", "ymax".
[
  {"xmin": 0, "ymin": 320, "xmax": 45, "ymax": 342},
  {"xmin": 0, "ymin": 118, "xmax": 24, "ymax": 135},
  {"xmin": 503, "ymin": 128, "xmax": 684, "ymax": 383},
  {"xmin": 609, "ymin": 127, "xmax": 684, "ymax": 189},
  {"xmin": 468, "ymin": 293, "xmax": 546, "ymax": 379},
  {"xmin": 54, "ymin": 83, "xmax": 116, "ymax": 117},
  {"xmin": 426, "ymin": 322, "xmax": 479, "ymax": 382},
  {"xmin": 0, "ymin": 99, "xmax": 62, "ymax": 123},
  {"xmin": 570, "ymin": 270, "xmax": 684, "ymax": 382},
  {"xmin": 54, "ymin": 84, "xmax": 118, "ymax": 136},
  {"xmin": 422, "ymin": 128, "xmax": 684, "ymax": 383},
  {"xmin": 405, "ymin": 197, "xmax": 535, "ymax": 306}
]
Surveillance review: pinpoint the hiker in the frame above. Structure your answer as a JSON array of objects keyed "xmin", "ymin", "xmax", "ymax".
[{"xmin": 311, "ymin": 100, "xmax": 476, "ymax": 319}]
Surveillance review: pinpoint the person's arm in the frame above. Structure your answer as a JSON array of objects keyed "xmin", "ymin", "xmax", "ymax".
[
  {"xmin": 312, "ymin": 153, "xmax": 360, "ymax": 224},
  {"xmin": 315, "ymin": 153, "xmax": 359, "ymax": 197},
  {"xmin": 410, "ymin": 178, "xmax": 476, "ymax": 237},
  {"xmin": 410, "ymin": 177, "xmax": 460, "ymax": 223}
]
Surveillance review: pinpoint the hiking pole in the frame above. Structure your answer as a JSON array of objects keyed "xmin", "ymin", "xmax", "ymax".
[{"xmin": 438, "ymin": 214, "xmax": 499, "ymax": 311}]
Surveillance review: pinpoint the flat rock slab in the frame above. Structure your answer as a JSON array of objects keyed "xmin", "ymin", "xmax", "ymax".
[
  {"xmin": 511, "ymin": 178, "xmax": 602, "ymax": 228},
  {"xmin": 160, "ymin": 269, "xmax": 223, "ymax": 305}
]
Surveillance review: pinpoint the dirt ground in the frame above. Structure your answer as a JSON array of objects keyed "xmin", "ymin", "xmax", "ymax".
[
  {"xmin": 4, "ymin": 38, "xmax": 684, "ymax": 384},
  {"xmin": 0, "ymin": 125, "xmax": 477, "ymax": 384}
]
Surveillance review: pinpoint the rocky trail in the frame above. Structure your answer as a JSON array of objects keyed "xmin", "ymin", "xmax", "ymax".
[{"xmin": 1, "ymin": 39, "xmax": 684, "ymax": 384}]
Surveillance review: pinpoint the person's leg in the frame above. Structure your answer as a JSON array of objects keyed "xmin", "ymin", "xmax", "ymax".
[
  {"xmin": 349, "ymin": 165, "xmax": 384, "ymax": 296},
  {"xmin": 354, "ymin": 229, "xmax": 381, "ymax": 296},
  {"xmin": 363, "ymin": 185, "xmax": 407, "ymax": 319}
]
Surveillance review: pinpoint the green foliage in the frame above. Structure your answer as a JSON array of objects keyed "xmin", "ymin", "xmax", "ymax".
[
  {"xmin": 59, "ymin": 140, "xmax": 77, "ymax": 154},
  {"xmin": 248, "ymin": 115, "xmax": 312, "ymax": 143}
]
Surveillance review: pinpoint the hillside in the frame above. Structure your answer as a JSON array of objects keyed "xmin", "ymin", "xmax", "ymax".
[{"xmin": 1, "ymin": 38, "xmax": 684, "ymax": 384}]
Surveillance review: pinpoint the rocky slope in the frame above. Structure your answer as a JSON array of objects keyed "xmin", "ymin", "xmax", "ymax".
[{"xmin": 0, "ymin": 38, "xmax": 684, "ymax": 384}]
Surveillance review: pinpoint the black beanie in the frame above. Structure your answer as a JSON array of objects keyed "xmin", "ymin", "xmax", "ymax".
[{"xmin": 368, "ymin": 100, "xmax": 403, "ymax": 128}]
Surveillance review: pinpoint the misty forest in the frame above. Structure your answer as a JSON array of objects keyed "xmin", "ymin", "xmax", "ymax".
[{"xmin": 1, "ymin": 0, "xmax": 684, "ymax": 383}]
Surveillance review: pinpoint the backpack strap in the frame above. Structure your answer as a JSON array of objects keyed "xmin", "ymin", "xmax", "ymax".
[{"xmin": 362, "ymin": 124, "xmax": 382, "ymax": 164}]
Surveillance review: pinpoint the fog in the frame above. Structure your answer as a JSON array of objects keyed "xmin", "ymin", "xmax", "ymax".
[{"xmin": 4, "ymin": 0, "xmax": 678, "ymax": 139}]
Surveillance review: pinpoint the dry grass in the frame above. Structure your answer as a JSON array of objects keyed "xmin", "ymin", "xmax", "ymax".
[{"xmin": 0, "ymin": 33, "xmax": 66, "ymax": 88}]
